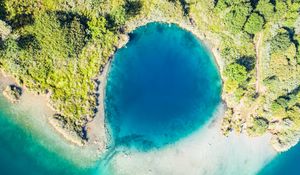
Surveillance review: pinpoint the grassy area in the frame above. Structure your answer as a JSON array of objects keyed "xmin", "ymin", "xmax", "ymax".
[{"xmin": 0, "ymin": 0, "xmax": 299, "ymax": 150}]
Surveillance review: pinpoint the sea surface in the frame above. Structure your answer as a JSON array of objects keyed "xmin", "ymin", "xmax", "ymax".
[
  {"xmin": 0, "ymin": 22, "xmax": 298, "ymax": 175},
  {"xmin": 259, "ymin": 142, "xmax": 300, "ymax": 175}
]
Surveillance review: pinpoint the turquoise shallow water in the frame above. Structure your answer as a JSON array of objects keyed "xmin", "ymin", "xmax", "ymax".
[
  {"xmin": 105, "ymin": 23, "xmax": 221, "ymax": 151},
  {"xmin": 0, "ymin": 96, "xmax": 98, "ymax": 175},
  {"xmin": 0, "ymin": 22, "xmax": 299, "ymax": 175}
]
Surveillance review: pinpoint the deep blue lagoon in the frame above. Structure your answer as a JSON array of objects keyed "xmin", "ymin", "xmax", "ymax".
[{"xmin": 105, "ymin": 23, "xmax": 222, "ymax": 150}]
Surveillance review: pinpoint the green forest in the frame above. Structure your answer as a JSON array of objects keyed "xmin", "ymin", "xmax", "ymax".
[{"xmin": 0, "ymin": 0, "xmax": 299, "ymax": 150}]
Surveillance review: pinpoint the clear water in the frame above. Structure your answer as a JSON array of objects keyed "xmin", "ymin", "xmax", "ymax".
[
  {"xmin": 0, "ymin": 96, "xmax": 98, "ymax": 175},
  {"xmin": 0, "ymin": 22, "xmax": 298, "ymax": 175},
  {"xmin": 105, "ymin": 22, "xmax": 221, "ymax": 151},
  {"xmin": 259, "ymin": 142, "xmax": 300, "ymax": 175}
]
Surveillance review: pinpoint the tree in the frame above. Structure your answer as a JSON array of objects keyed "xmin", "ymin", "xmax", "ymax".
[
  {"xmin": 124, "ymin": 0, "xmax": 143, "ymax": 17},
  {"xmin": 66, "ymin": 17, "xmax": 86, "ymax": 57},
  {"xmin": 87, "ymin": 16, "xmax": 109, "ymax": 40},
  {"xmin": 270, "ymin": 32, "xmax": 291, "ymax": 53},
  {"xmin": 4, "ymin": 0, "xmax": 39, "ymax": 20},
  {"xmin": 274, "ymin": 1, "xmax": 288, "ymax": 20},
  {"xmin": 3, "ymin": 0, "xmax": 39, "ymax": 28},
  {"xmin": 256, "ymin": 0, "xmax": 274, "ymax": 22},
  {"xmin": 224, "ymin": 63, "xmax": 248, "ymax": 84},
  {"xmin": 106, "ymin": 7, "xmax": 127, "ymax": 30},
  {"xmin": 224, "ymin": 79, "xmax": 239, "ymax": 93},
  {"xmin": 224, "ymin": 4, "xmax": 252, "ymax": 33},
  {"xmin": 244, "ymin": 12, "xmax": 264, "ymax": 34}
]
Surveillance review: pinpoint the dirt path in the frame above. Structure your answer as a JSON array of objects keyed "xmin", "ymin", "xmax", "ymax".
[
  {"xmin": 255, "ymin": 32, "xmax": 264, "ymax": 94},
  {"xmin": 233, "ymin": 33, "xmax": 264, "ymax": 122}
]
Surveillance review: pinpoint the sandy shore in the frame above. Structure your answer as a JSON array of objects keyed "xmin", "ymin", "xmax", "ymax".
[
  {"xmin": 0, "ymin": 69, "xmax": 108, "ymax": 160},
  {"xmin": 108, "ymin": 104, "xmax": 277, "ymax": 175},
  {"xmin": 85, "ymin": 62, "xmax": 111, "ymax": 155}
]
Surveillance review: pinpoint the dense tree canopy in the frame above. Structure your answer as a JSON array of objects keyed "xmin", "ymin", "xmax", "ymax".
[{"xmin": 244, "ymin": 13, "xmax": 264, "ymax": 34}]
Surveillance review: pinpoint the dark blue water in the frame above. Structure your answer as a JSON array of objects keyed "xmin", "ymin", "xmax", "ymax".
[
  {"xmin": 105, "ymin": 23, "xmax": 222, "ymax": 151},
  {"xmin": 259, "ymin": 143, "xmax": 300, "ymax": 175}
]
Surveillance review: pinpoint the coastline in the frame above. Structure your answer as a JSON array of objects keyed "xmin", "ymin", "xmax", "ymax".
[
  {"xmin": 0, "ymin": 13, "xmax": 279, "ymax": 163},
  {"xmin": 124, "ymin": 16, "xmax": 224, "ymax": 72},
  {"xmin": 0, "ymin": 69, "xmax": 108, "ymax": 158},
  {"xmin": 0, "ymin": 70, "xmax": 82, "ymax": 146},
  {"xmin": 109, "ymin": 104, "xmax": 277, "ymax": 175}
]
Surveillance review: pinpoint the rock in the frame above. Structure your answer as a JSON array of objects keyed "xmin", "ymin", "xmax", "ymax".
[
  {"xmin": 0, "ymin": 20, "xmax": 11, "ymax": 40},
  {"xmin": 271, "ymin": 132, "xmax": 300, "ymax": 152},
  {"xmin": 2, "ymin": 84, "xmax": 23, "ymax": 103},
  {"xmin": 283, "ymin": 117, "xmax": 294, "ymax": 127}
]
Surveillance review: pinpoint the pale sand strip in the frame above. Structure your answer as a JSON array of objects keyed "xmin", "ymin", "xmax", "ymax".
[
  {"xmin": 109, "ymin": 104, "xmax": 277, "ymax": 175},
  {"xmin": 0, "ymin": 70, "xmax": 108, "ymax": 164}
]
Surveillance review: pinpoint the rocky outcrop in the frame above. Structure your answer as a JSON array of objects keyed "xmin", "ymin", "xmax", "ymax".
[{"xmin": 3, "ymin": 85, "xmax": 23, "ymax": 103}]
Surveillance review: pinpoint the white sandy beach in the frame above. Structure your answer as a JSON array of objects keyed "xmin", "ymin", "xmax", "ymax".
[{"xmin": 107, "ymin": 104, "xmax": 277, "ymax": 175}]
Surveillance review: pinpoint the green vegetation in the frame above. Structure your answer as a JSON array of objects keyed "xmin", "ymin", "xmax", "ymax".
[
  {"xmin": 0, "ymin": 0, "xmax": 126, "ymax": 137},
  {"xmin": 270, "ymin": 31, "xmax": 292, "ymax": 53},
  {"xmin": 247, "ymin": 117, "xmax": 269, "ymax": 136},
  {"xmin": 224, "ymin": 63, "xmax": 248, "ymax": 93},
  {"xmin": 244, "ymin": 13, "xmax": 264, "ymax": 34},
  {"xmin": 210, "ymin": 0, "xmax": 300, "ymax": 150},
  {"xmin": 0, "ymin": 0, "xmax": 299, "ymax": 150}
]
